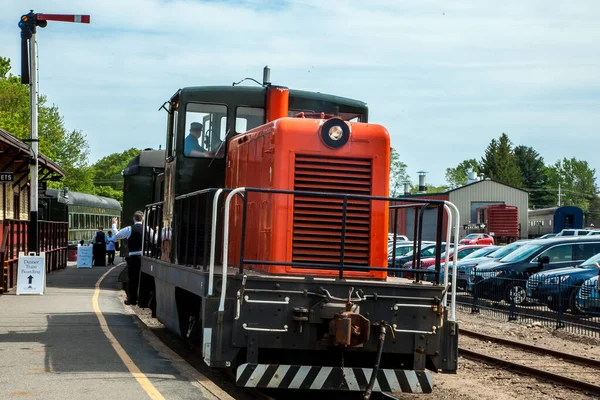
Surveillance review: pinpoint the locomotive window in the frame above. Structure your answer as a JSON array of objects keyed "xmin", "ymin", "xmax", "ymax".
[
  {"xmin": 235, "ymin": 107, "xmax": 266, "ymax": 134},
  {"xmin": 184, "ymin": 103, "xmax": 228, "ymax": 159}
]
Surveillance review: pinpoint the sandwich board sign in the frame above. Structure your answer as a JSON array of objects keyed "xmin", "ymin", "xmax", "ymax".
[
  {"xmin": 77, "ymin": 245, "xmax": 93, "ymax": 268},
  {"xmin": 16, "ymin": 252, "xmax": 46, "ymax": 295}
]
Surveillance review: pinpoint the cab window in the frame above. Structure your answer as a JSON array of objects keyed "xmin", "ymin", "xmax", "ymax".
[
  {"xmin": 184, "ymin": 103, "xmax": 228, "ymax": 158},
  {"xmin": 236, "ymin": 107, "xmax": 265, "ymax": 134}
]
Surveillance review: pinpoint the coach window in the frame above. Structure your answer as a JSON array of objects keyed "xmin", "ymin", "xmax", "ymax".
[
  {"xmin": 235, "ymin": 107, "xmax": 265, "ymax": 134},
  {"xmin": 184, "ymin": 103, "xmax": 228, "ymax": 159}
]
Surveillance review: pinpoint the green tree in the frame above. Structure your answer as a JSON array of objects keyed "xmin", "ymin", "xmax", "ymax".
[
  {"xmin": 546, "ymin": 158, "xmax": 597, "ymax": 212},
  {"xmin": 445, "ymin": 159, "xmax": 481, "ymax": 187},
  {"xmin": 0, "ymin": 56, "xmax": 93, "ymax": 192},
  {"xmin": 513, "ymin": 145, "xmax": 551, "ymax": 209},
  {"xmin": 480, "ymin": 133, "xmax": 522, "ymax": 187},
  {"xmin": 91, "ymin": 148, "xmax": 141, "ymax": 189},
  {"xmin": 389, "ymin": 147, "xmax": 410, "ymax": 197}
]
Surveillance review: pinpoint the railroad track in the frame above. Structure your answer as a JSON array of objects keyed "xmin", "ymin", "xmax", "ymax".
[{"xmin": 460, "ymin": 327, "xmax": 600, "ymax": 396}]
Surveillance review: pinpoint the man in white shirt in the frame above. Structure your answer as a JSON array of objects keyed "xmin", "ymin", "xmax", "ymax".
[{"xmin": 112, "ymin": 211, "xmax": 149, "ymax": 305}]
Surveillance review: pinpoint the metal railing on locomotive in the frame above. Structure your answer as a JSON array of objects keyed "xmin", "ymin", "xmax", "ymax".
[{"xmin": 208, "ymin": 187, "xmax": 460, "ymax": 326}]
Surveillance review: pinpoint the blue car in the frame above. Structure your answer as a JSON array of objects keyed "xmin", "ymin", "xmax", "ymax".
[
  {"xmin": 526, "ymin": 253, "xmax": 600, "ymax": 313},
  {"xmin": 577, "ymin": 276, "xmax": 600, "ymax": 314}
]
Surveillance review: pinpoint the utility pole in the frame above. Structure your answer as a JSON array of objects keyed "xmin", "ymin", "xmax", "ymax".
[
  {"xmin": 558, "ymin": 183, "xmax": 561, "ymax": 207},
  {"xmin": 18, "ymin": 11, "xmax": 90, "ymax": 254}
]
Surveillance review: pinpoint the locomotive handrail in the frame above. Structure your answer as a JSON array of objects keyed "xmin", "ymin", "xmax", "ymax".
[
  {"xmin": 444, "ymin": 201, "xmax": 460, "ymax": 321},
  {"xmin": 208, "ymin": 188, "xmax": 224, "ymax": 296},
  {"xmin": 220, "ymin": 187, "xmax": 246, "ymax": 312}
]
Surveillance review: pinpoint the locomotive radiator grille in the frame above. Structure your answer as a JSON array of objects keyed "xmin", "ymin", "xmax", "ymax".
[{"xmin": 292, "ymin": 154, "xmax": 372, "ymax": 266}]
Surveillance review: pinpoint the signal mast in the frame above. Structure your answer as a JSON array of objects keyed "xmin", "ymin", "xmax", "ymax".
[{"xmin": 18, "ymin": 11, "xmax": 90, "ymax": 253}]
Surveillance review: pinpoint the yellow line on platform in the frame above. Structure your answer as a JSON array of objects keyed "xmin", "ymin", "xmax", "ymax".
[{"xmin": 93, "ymin": 267, "xmax": 165, "ymax": 400}]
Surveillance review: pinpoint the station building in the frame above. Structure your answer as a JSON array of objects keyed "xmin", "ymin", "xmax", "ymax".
[{"xmin": 392, "ymin": 178, "xmax": 529, "ymax": 241}]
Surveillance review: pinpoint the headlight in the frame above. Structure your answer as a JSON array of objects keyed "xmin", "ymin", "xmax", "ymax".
[
  {"xmin": 320, "ymin": 118, "xmax": 350, "ymax": 148},
  {"xmin": 328, "ymin": 125, "xmax": 344, "ymax": 140},
  {"xmin": 548, "ymin": 275, "xmax": 569, "ymax": 284}
]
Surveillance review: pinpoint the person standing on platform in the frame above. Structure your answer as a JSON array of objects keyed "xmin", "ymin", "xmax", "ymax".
[
  {"xmin": 112, "ymin": 212, "xmax": 152, "ymax": 305},
  {"xmin": 106, "ymin": 231, "xmax": 117, "ymax": 266},
  {"xmin": 92, "ymin": 227, "xmax": 107, "ymax": 267}
]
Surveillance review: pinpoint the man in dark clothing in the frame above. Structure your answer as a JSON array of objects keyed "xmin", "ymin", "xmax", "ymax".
[
  {"xmin": 112, "ymin": 211, "xmax": 151, "ymax": 305},
  {"xmin": 92, "ymin": 227, "xmax": 106, "ymax": 267}
]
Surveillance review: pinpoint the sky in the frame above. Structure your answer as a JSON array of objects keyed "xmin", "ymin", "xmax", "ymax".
[{"xmin": 1, "ymin": 0, "xmax": 599, "ymax": 186}]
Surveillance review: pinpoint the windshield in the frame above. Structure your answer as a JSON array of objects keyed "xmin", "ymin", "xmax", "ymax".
[
  {"xmin": 464, "ymin": 247, "xmax": 496, "ymax": 259},
  {"xmin": 500, "ymin": 244, "xmax": 544, "ymax": 263},
  {"xmin": 440, "ymin": 248, "xmax": 456, "ymax": 259},
  {"xmin": 486, "ymin": 242, "xmax": 523, "ymax": 258},
  {"xmin": 464, "ymin": 234, "xmax": 478, "ymax": 239},
  {"xmin": 388, "ymin": 245, "xmax": 413, "ymax": 257},
  {"xmin": 581, "ymin": 253, "xmax": 600, "ymax": 269}
]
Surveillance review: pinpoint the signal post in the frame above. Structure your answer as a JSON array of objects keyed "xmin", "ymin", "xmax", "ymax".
[{"xmin": 18, "ymin": 11, "xmax": 90, "ymax": 253}]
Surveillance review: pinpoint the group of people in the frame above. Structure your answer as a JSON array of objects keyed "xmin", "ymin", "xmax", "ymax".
[{"xmin": 91, "ymin": 228, "xmax": 118, "ymax": 266}]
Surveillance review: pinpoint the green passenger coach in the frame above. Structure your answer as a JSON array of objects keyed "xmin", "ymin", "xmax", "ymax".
[{"xmin": 40, "ymin": 188, "xmax": 122, "ymax": 245}]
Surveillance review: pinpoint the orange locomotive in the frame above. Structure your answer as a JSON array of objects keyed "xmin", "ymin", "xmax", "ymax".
[{"xmin": 135, "ymin": 68, "xmax": 459, "ymax": 398}]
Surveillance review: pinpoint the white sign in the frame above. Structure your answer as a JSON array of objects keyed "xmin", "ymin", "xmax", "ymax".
[
  {"xmin": 77, "ymin": 245, "xmax": 93, "ymax": 268},
  {"xmin": 16, "ymin": 252, "xmax": 46, "ymax": 295}
]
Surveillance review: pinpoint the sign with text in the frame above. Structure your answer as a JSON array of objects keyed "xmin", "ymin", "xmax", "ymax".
[
  {"xmin": 77, "ymin": 245, "xmax": 93, "ymax": 268},
  {"xmin": 0, "ymin": 172, "xmax": 14, "ymax": 183},
  {"xmin": 16, "ymin": 252, "xmax": 46, "ymax": 295}
]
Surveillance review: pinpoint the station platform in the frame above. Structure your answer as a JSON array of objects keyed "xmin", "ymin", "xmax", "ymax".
[{"xmin": 0, "ymin": 262, "xmax": 231, "ymax": 400}]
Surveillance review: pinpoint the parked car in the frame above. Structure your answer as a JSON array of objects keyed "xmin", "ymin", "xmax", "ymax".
[
  {"xmin": 404, "ymin": 245, "xmax": 490, "ymax": 280},
  {"xmin": 467, "ymin": 237, "xmax": 600, "ymax": 305},
  {"xmin": 432, "ymin": 242, "xmax": 532, "ymax": 289},
  {"xmin": 526, "ymin": 253, "xmax": 600, "ymax": 313},
  {"xmin": 459, "ymin": 233, "xmax": 495, "ymax": 245},
  {"xmin": 577, "ymin": 276, "xmax": 600, "ymax": 314},
  {"xmin": 424, "ymin": 245, "xmax": 499, "ymax": 283},
  {"xmin": 388, "ymin": 242, "xmax": 454, "ymax": 276}
]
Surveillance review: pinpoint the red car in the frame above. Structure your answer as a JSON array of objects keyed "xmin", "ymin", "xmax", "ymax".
[
  {"xmin": 403, "ymin": 244, "xmax": 490, "ymax": 278},
  {"xmin": 459, "ymin": 233, "xmax": 495, "ymax": 245}
]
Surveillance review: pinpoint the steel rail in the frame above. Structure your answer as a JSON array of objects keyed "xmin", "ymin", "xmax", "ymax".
[
  {"xmin": 460, "ymin": 328, "xmax": 600, "ymax": 368},
  {"xmin": 460, "ymin": 348, "xmax": 600, "ymax": 396}
]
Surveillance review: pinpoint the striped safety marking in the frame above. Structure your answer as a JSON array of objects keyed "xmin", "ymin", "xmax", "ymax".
[{"xmin": 236, "ymin": 363, "xmax": 433, "ymax": 393}]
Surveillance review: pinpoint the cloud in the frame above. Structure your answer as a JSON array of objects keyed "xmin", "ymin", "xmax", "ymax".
[{"xmin": 0, "ymin": 0, "xmax": 599, "ymax": 185}]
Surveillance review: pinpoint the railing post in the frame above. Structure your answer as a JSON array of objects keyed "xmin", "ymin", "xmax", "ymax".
[
  {"xmin": 556, "ymin": 280, "xmax": 565, "ymax": 329},
  {"xmin": 508, "ymin": 277, "xmax": 517, "ymax": 321},
  {"xmin": 471, "ymin": 267, "xmax": 480, "ymax": 314}
]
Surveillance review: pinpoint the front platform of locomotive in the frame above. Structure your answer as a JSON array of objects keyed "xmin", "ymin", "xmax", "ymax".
[{"xmin": 200, "ymin": 85, "xmax": 459, "ymax": 395}]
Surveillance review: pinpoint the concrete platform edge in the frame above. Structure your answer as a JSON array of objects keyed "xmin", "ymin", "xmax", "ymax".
[{"xmin": 119, "ymin": 290, "xmax": 235, "ymax": 400}]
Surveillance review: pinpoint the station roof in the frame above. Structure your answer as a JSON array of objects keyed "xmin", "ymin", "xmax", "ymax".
[{"xmin": 0, "ymin": 128, "xmax": 66, "ymax": 186}]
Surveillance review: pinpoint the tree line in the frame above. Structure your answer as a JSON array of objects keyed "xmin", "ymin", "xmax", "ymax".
[{"xmin": 0, "ymin": 56, "xmax": 140, "ymax": 205}]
